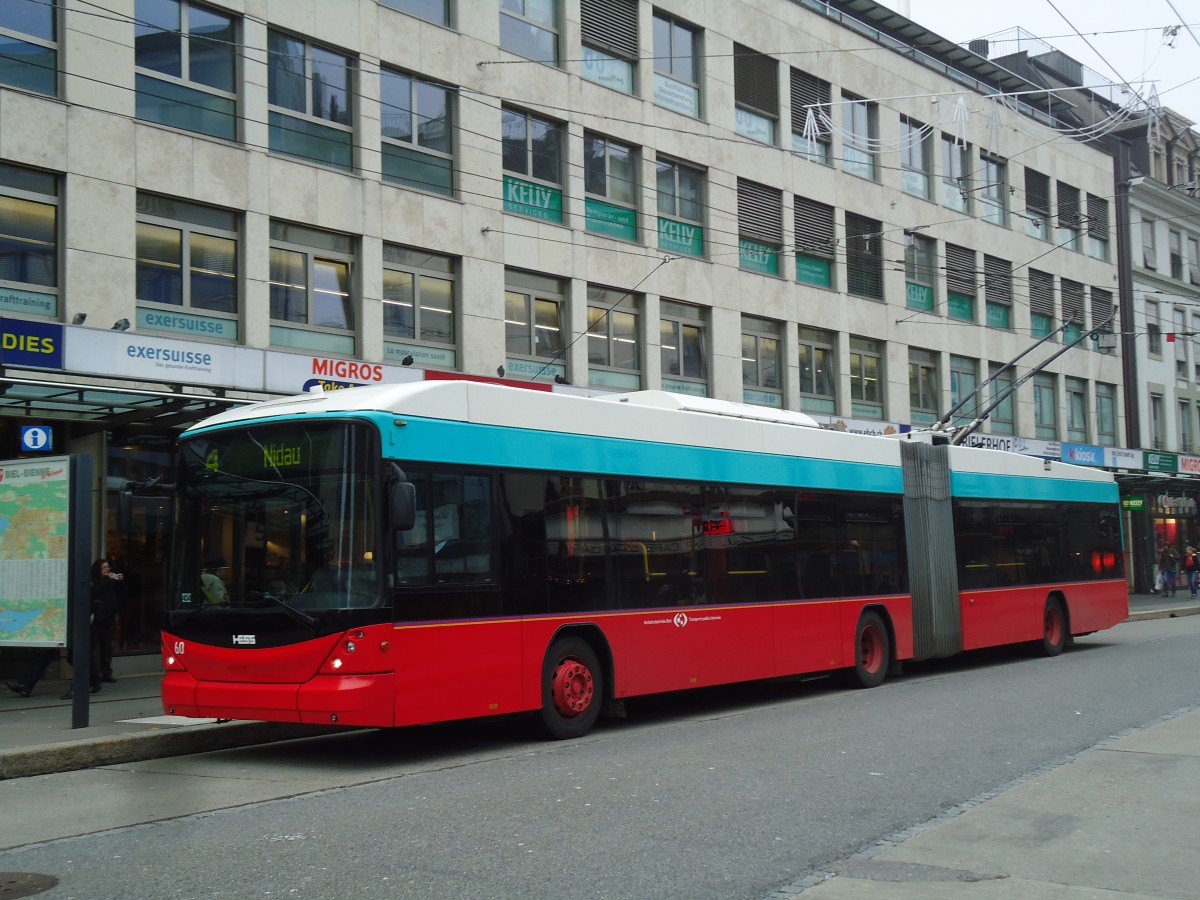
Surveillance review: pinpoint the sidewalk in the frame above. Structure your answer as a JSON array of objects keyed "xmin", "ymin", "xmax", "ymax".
[
  {"xmin": 0, "ymin": 654, "xmax": 332, "ymax": 779},
  {"xmin": 2, "ymin": 593, "xmax": 1197, "ymax": 782}
]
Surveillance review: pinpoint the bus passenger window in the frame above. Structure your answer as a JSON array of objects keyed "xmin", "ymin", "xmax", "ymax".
[
  {"xmin": 433, "ymin": 474, "xmax": 493, "ymax": 583},
  {"xmin": 396, "ymin": 476, "xmax": 430, "ymax": 585}
]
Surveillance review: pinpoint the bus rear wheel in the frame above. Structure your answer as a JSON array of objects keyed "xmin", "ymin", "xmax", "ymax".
[
  {"xmin": 853, "ymin": 611, "xmax": 890, "ymax": 689},
  {"xmin": 1041, "ymin": 597, "xmax": 1067, "ymax": 657},
  {"xmin": 539, "ymin": 636, "xmax": 603, "ymax": 740}
]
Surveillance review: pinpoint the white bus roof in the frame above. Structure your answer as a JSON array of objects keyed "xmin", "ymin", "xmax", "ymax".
[
  {"xmin": 187, "ymin": 381, "xmax": 897, "ymax": 467},
  {"xmin": 187, "ymin": 381, "xmax": 1114, "ymax": 486}
]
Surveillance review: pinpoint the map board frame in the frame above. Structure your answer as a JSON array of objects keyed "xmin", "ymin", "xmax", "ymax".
[{"xmin": 0, "ymin": 454, "xmax": 74, "ymax": 647}]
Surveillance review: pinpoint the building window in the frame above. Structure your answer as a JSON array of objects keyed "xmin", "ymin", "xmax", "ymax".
[
  {"xmin": 795, "ymin": 196, "xmax": 835, "ymax": 288},
  {"xmin": 983, "ymin": 255, "xmax": 1012, "ymax": 330},
  {"xmin": 904, "ymin": 231, "xmax": 936, "ymax": 312},
  {"xmin": 1176, "ymin": 307, "xmax": 1189, "ymax": 380},
  {"xmin": 1024, "ymin": 167, "xmax": 1050, "ymax": 240},
  {"xmin": 656, "ymin": 157, "xmax": 705, "ymax": 257},
  {"xmin": 136, "ymin": 194, "xmax": 238, "ymax": 339},
  {"xmin": 584, "ymin": 132, "xmax": 637, "ymax": 240},
  {"xmin": 1170, "ymin": 229, "xmax": 1184, "ymax": 280},
  {"xmin": 267, "ymin": 30, "xmax": 353, "ymax": 169},
  {"xmin": 988, "ymin": 363, "xmax": 1015, "ymax": 435},
  {"xmin": 949, "ymin": 355, "xmax": 977, "ymax": 426},
  {"xmin": 1095, "ymin": 382, "xmax": 1116, "ymax": 446},
  {"xmin": 0, "ymin": 0, "xmax": 56, "ymax": 95},
  {"xmin": 1194, "ymin": 314, "xmax": 1200, "ymax": 379},
  {"xmin": 587, "ymin": 285, "xmax": 640, "ymax": 390},
  {"xmin": 741, "ymin": 315, "xmax": 782, "ymax": 408},
  {"xmin": 1091, "ymin": 287, "xmax": 1115, "ymax": 347},
  {"xmin": 652, "ymin": 11, "xmax": 700, "ymax": 117},
  {"xmin": 849, "ymin": 336, "xmax": 883, "ymax": 420},
  {"xmin": 1056, "ymin": 182, "xmax": 1081, "ymax": 251},
  {"xmin": 945, "ymin": 243, "xmax": 976, "ymax": 323},
  {"xmin": 0, "ymin": 162, "xmax": 58, "ymax": 317},
  {"xmin": 1150, "ymin": 393, "xmax": 1164, "ymax": 448},
  {"xmin": 504, "ymin": 270, "xmax": 564, "ymax": 380},
  {"xmin": 733, "ymin": 43, "xmax": 777, "ymax": 145},
  {"xmin": 790, "ymin": 68, "xmax": 830, "ymax": 164},
  {"xmin": 660, "ymin": 299, "xmax": 708, "ymax": 396},
  {"xmin": 1142, "ymin": 217, "xmax": 1157, "ymax": 268},
  {"xmin": 1180, "ymin": 400, "xmax": 1192, "ymax": 453},
  {"xmin": 268, "ymin": 221, "xmax": 355, "ymax": 354},
  {"xmin": 1189, "ymin": 237, "xmax": 1200, "ymax": 286},
  {"xmin": 380, "ymin": 68, "xmax": 454, "ymax": 196},
  {"xmin": 1061, "ymin": 279, "xmax": 1084, "ymax": 344},
  {"xmin": 135, "ymin": 0, "xmax": 237, "ymax": 141},
  {"xmin": 1033, "ymin": 373, "xmax": 1057, "ymax": 440},
  {"xmin": 737, "ymin": 179, "xmax": 782, "ymax": 276},
  {"xmin": 845, "ymin": 213, "xmax": 883, "ymax": 299},
  {"xmin": 1146, "ymin": 299, "xmax": 1162, "ymax": 355},
  {"xmin": 842, "ymin": 94, "xmax": 876, "ymax": 180},
  {"xmin": 499, "ymin": 0, "xmax": 558, "ymax": 65},
  {"xmin": 380, "ymin": 0, "xmax": 450, "ymax": 26},
  {"xmin": 581, "ymin": 0, "xmax": 636, "ymax": 94},
  {"xmin": 909, "ymin": 348, "xmax": 939, "ymax": 426},
  {"xmin": 900, "ymin": 117, "xmax": 931, "ymax": 199},
  {"xmin": 979, "ymin": 153, "xmax": 1007, "ymax": 226},
  {"xmin": 797, "ymin": 326, "xmax": 835, "ymax": 414},
  {"xmin": 941, "ymin": 136, "xmax": 969, "ymax": 213},
  {"xmin": 1029, "ymin": 269, "xmax": 1055, "ymax": 339},
  {"xmin": 382, "ymin": 245, "xmax": 456, "ymax": 369},
  {"xmin": 501, "ymin": 107, "xmax": 564, "ymax": 223},
  {"xmin": 1066, "ymin": 377, "xmax": 1088, "ymax": 443},
  {"xmin": 1087, "ymin": 194, "xmax": 1109, "ymax": 261}
]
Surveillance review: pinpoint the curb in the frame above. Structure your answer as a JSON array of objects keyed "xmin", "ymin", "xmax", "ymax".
[
  {"xmin": 1125, "ymin": 606, "xmax": 1200, "ymax": 623},
  {"xmin": 0, "ymin": 721, "xmax": 342, "ymax": 780}
]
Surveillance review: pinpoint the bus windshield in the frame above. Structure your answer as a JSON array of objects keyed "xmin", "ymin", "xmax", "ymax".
[{"xmin": 169, "ymin": 421, "xmax": 383, "ymax": 613}]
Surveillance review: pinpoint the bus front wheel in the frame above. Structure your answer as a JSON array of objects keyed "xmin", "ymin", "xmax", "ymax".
[
  {"xmin": 539, "ymin": 636, "xmax": 603, "ymax": 740},
  {"xmin": 853, "ymin": 611, "xmax": 890, "ymax": 689},
  {"xmin": 1041, "ymin": 597, "xmax": 1067, "ymax": 657}
]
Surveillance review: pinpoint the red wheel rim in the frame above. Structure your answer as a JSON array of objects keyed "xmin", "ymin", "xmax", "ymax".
[
  {"xmin": 551, "ymin": 657, "xmax": 594, "ymax": 717},
  {"xmin": 1045, "ymin": 607, "xmax": 1064, "ymax": 646},
  {"xmin": 859, "ymin": 625, "xmax": 883, "ymax": 674}
]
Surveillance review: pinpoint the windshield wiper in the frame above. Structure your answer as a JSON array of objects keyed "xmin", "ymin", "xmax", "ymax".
[
  {"xmin": 173, "ymin": 600, "xmax": 223, "ymax": 627},
  {"xmin": 251, "ymin": 592, "xmax": 320, "ymax": 630}
]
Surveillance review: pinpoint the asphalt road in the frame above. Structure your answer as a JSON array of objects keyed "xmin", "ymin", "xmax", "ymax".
[{"xmin": 3, "ymin": 615, "xmax": 1199, "ymax": 900}]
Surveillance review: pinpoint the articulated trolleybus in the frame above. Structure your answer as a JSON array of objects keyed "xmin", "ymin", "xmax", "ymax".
[{"xmin": 162, "ymin": 381, "xmax": 1126, "ymax": 738}]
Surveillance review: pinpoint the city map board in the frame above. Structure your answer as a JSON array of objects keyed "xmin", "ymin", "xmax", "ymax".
[{"xmin": 0, "ymin": 455, "xmax": 71, "ymax": 647}]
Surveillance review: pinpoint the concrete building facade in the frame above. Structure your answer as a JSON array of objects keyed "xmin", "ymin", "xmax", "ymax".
[{"xmin": 0, "ymin": 0, "xmax": 1131, "ymax": 652}]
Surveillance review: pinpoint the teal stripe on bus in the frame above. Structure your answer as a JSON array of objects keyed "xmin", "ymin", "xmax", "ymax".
[
  {"xmin": 189, "ymin": 409, "xmax": 905, "ymax": 493},
  {"xmin": 951, "ymin": 470, "xmax": 1118, "ymax": 504},
  {"xmin": 378, "ymin": 413, "xmax": 905, "ymax": 492}
]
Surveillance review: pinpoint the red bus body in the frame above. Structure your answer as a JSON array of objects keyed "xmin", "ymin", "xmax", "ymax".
[{"xmin": 163, "ymin": 580, "xmax": 1125, "ymax": 728}]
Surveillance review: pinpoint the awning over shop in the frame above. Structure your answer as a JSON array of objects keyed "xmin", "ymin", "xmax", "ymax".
[{"xmin": 0, "ymin": 369, "xmax": 263, "ymax": 433}]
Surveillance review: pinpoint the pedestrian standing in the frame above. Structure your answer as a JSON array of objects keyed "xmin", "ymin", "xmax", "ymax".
[
  {"xmin": 1186, "ymin": 546, "xmax": 1199, "ymax": 600},
  {"xmin": 1158, "ymin": 543, "xmax": 1180, "ymax": 598},
  {"xmin": 90, "ymin": 558, "xmax": 123, "ymax": 683}
]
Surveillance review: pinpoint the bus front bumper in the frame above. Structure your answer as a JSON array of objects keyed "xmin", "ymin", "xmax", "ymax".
[{"xmin": 162, "ymin": 671, "xmax": 395, "ymax": 727}]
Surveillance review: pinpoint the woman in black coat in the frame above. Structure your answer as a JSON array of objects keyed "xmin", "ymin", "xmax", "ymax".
[{"xmin": 90, "ymin": 557, "xmax": 124, "ymax": 683}]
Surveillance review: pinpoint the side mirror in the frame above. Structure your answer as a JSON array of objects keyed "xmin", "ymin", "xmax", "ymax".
[
  {"xmin": 387, "ymin": 462, "xmax": 416, "ymax": 531},
  {"xmin": 117, "ymin": 487, "xmax": 134, "ymax": 532}
]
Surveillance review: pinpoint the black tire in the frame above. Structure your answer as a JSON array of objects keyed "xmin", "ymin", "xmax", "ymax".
[
  {"xmin": 1040, "ymin": 597, "xmax": 1067, "ymax": 657},
  {"xmin": 539, "ymin": 636, "xmax": 603, "ymax": 740},
  {"xmin": 853, "ymin": 611, "xmax": 890, "ymax": 689}
]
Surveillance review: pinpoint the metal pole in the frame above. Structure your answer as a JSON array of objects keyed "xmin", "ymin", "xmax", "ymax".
[{"xmin": 70, "ymin": 453, "xmax": 93, "ymax": 728}]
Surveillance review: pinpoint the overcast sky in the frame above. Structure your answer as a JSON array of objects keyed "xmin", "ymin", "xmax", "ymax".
[{"xmin": 886, "ymin": 1, "xmax": 1200, "ymax": 125}]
